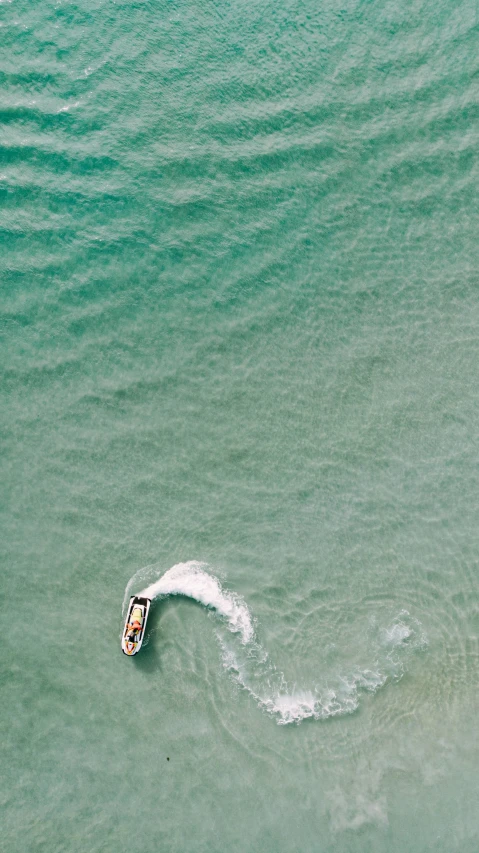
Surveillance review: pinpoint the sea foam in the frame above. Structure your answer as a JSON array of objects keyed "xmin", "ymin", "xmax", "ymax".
[
  {"xmin": 139, "ymin": 561, "xmax": 253, "ymax": 644},
  {"xmin": 123, "ymin": 561, "xmax": 426, "ymax": 725}
]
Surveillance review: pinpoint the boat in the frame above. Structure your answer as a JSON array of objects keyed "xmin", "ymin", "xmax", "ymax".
[{"xmin": 121, "ymin": 596, "xmax": 151, "ymax": 656}]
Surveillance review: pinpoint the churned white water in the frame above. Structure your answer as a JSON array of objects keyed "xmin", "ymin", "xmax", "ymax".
[
  {"xmin": 125, "ymin": 561, "xmax": 427, "ymax": 725},
  {"xmin": 139, "ymin": 561, "xmax": 254, "ymax": 644}
]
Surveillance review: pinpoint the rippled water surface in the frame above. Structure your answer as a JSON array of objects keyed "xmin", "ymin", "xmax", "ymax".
[{"xmin": 2, "ymin": 0, "xmax": 479, "ymax": 850}]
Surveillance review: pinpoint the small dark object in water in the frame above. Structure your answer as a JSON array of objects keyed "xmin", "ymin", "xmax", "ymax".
[{"xmin": 167, "ymin": 757, "xmax": 170, "ymax": 761}]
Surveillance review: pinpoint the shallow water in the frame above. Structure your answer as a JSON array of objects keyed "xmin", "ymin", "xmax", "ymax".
[{"xmin": 2, "ymin": 0, "xmax": 479, "ymax": 850}]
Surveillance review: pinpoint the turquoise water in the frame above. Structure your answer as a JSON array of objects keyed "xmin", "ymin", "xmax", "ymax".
[{"xmin": 2, "ymin": 0, "xmax": 479, "ymax": 849}]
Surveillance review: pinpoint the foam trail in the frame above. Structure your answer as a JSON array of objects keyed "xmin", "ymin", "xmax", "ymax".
[
  {"xmin": 124, "ymin": 561, "xmax": 426, "ymax": 725},
  {"xmin": 139, "ymin": 561, "xmax": 254, "ymax": 644}
]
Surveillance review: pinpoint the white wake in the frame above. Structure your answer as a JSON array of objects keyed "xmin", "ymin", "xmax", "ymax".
[
  {"xmin": 123, "ymin": 560, "xmax": 426, "ymax": 725},
  {"xmin": 139, "ymin": 561, "xmax": 253, "ymax": 644}
]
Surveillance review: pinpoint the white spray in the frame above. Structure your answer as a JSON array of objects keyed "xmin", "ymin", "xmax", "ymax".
[
  {"xmin": 139, "ymin": 561, "xmax": 253, "ymax": 644},
  {"xmin": 123, "ymin": 561, "xmax": 426, "ymax": 725}
]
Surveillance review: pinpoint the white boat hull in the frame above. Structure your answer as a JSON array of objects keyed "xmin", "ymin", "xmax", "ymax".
[{"xmin": 121, "ymin": 596, "xmax": 151, "ymax": 656}]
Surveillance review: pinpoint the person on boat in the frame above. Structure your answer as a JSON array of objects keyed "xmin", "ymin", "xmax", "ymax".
[
  {"xmin": 126, "ymin": 607, "xmax": 143, "ymax": 641},
  {"xmin": 126, "ymin": 620, "xmax": 142, "ymax": 638}
]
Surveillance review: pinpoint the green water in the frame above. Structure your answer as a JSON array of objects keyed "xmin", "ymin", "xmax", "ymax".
[{"xmin": 2, "ymin": 0, "xmax": 479, "ymax": 849}]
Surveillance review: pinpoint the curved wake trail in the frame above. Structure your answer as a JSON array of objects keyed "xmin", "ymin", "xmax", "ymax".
[
  {"xmin": 123, "ymin": 561, "xmax": 426, "ymax": 725},
  {"xmin": 140, "ymin": 561, "xmax": 253, "ymax": 644}
]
